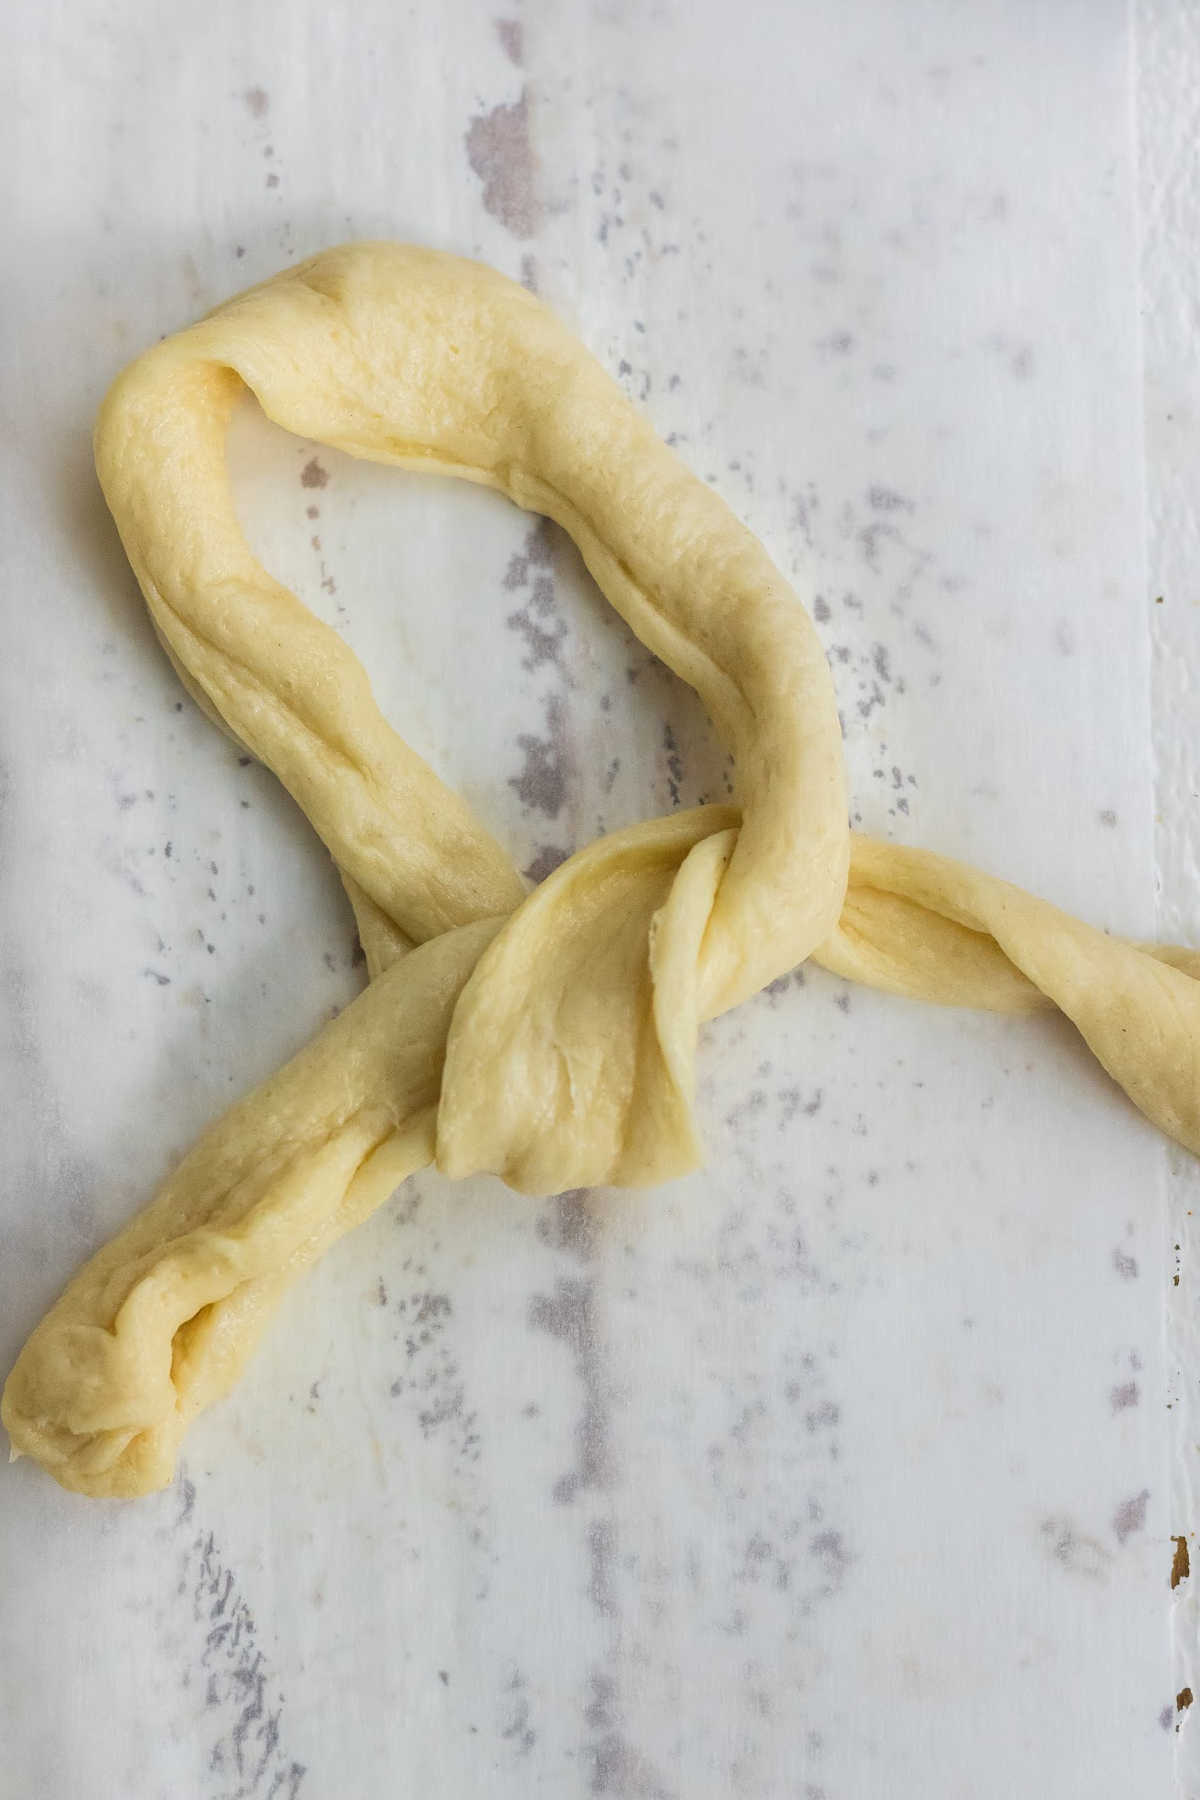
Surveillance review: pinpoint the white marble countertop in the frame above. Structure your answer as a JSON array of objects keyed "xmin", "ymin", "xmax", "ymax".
[{"xmin": 2, "ymin": 2, "xmax": 1195, "ymax": 1795}]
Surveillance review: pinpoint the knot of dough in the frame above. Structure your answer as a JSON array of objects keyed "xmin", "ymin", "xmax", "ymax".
[{"xmin": 5, "ymin": 243, "xmax": 1200, "ymax": 1497}]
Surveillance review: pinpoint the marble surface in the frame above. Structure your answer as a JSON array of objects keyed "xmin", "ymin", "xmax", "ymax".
[
  {"xmin": 1138, "ymin": 2, "xmax": 1200, "ymax": 1789},
  {"xmin": 0, "ymin": 2, "xmax": 1186, "ymax": 1794}
]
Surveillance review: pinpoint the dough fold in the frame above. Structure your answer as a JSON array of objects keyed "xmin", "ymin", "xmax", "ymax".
[{"xmin": 4, "ymin": 243, "xmax": 1196, "ymax": 1496}]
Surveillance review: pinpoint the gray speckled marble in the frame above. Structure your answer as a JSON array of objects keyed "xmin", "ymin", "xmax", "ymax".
[{"xmin": 1, "ymin": 3, "xmax": 1180, "ymax": 1795}]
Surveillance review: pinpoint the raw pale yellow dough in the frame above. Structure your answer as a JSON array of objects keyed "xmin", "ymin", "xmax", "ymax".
[{"xmin": 5, "ymin": 243, "xmax": 1200, "ymax": 1498}]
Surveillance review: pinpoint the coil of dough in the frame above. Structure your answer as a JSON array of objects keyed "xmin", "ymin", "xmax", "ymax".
[{"xmin": 4, "ymin": 242, "xmax": 1199, "ymax": 1498}]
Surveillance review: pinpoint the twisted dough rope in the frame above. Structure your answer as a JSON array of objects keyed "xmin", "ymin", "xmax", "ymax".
[{"xmin": 5, "ymin": 242, "xmax": 1200, "ymax": 1498}]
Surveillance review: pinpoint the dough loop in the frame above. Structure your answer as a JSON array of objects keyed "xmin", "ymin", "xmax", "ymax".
[{"xmin": 5, "ymin": 244, "xmax": 1198, "ymax": 1496}]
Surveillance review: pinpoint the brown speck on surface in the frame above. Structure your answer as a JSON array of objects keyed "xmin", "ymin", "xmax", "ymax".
[
  {"xmin": 495, "ymin": 17, "xmax": 524, "ymax": 64},
  {"xmin": 465, "ymin": 88, "xmax": 541, "ymax": 239},
  {"xmin": 1173, "ymin": 1535, "xmax": 1191, "ymax": 1588},
  {"xmin": 244, "ymin": 86, "xmax": 269, "ymax": 118},
  {"xmin": 1179, "ymin": 1686, "xmax": 1194, "ymax": 1716},
  {"xmin": 306, "ymin": 504, "xmax": 319, "ymax": 519},
  {"xmin": 1113, "ymin": 1489, "xmax": 1150, "ymax": 1545},
  {"xmin": 301, "ymin": 458, "xmax": 329, "ymax": 489}
]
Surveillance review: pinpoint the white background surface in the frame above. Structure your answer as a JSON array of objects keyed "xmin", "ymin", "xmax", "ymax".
[
  {"xmin": 1139, "ymin": 1, "xmax": 1200, "ymax": 1790},
  {"xmin": 1, "ymin": 2, "xmax": 1195, "ymax": 1795}
]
